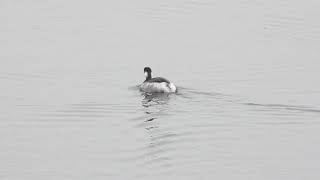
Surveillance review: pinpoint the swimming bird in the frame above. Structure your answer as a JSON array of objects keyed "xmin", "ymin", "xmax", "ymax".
[{"xmin": 140, "ymin": 67, "xmax": 177, "ymax": 93}]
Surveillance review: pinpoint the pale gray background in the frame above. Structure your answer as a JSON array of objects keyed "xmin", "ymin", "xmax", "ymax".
[{"xmin": 1, "ymin": 0, "xmax": 320, "ymax": 179}]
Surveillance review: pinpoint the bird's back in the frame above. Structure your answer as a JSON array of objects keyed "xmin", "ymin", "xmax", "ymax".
[{"xmin": 144, "ymin": 77, "xmax": 170, "ymax": 83}]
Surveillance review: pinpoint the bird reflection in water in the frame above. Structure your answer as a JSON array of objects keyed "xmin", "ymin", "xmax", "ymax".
[
  {"xmin": 140, "ymin": 92, "xmax": 173, "ymax": 139},
  {"xmin": 140, "ymin": 92, "xmax": 175, "ymax": 169},
  {"xmin": 141, "ymin": 92, "xmax": 171, "ymax": 108}
]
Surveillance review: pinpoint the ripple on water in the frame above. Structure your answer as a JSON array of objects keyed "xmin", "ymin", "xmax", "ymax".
[
  {"xmin": 243, "ymin": 102, "xmax": 320, "ymax": 125},
  {"xmin": 13, "ymin": 102, "xmax": 138, "ymax": 129},
  {"xmin": 127, "ymin": 85, "xmax": 320, "ymax": 178},
  {"xmin": 128, "ymin": 87, "xmax": 244, "ymax": 176}
]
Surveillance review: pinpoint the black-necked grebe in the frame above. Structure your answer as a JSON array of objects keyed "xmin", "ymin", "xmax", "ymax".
[{"xmin": 140, "ymin": 67, "xmax": 177, "ymax": 93}]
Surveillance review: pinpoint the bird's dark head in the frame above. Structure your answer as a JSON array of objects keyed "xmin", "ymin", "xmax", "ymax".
[
  {"xmin": 144, "ymin": 67, "xmax": 152, "ymax": 73},
  {"xmin": 144, "ymin": 67, "xmax": 152, "ymax": 80}
]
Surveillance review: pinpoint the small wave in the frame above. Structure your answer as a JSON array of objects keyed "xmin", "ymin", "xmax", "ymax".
[{"xmin": 244, "ymin": 102, "xmax": 320, "ymax": 114}]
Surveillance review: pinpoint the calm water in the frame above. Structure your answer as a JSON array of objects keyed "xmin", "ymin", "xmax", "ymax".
[{"xmin": 1, "ymin": 0, "xmax": 320, "ymax": 179}]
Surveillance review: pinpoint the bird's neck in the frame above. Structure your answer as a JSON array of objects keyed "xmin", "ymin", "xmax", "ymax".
[{"xmin": 145, "ymin": 73, "xmax": 152, "ymax": 81}]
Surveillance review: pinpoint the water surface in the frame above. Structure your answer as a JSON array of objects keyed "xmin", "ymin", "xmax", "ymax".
[{"xmin": 1, "ymin": 0, "xmax": 320, "ymax": 179}]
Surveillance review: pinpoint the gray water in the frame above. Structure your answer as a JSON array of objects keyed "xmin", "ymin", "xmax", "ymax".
[{"xmin": 1, "ymin": 0, "xmax": 320, "ymax": 179}]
